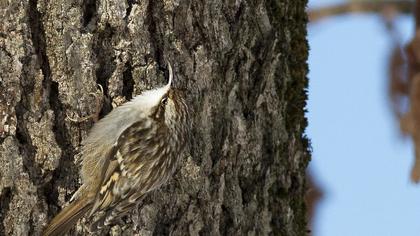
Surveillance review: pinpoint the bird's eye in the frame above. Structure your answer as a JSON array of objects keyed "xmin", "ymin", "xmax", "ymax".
[{"xmin": 161, "ymin": 96, "xmax": 168, "ymax": 106}]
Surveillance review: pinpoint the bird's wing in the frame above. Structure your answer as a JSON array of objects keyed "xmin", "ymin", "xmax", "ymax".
[{"xmin": 88, "ymin": 119, "xmax": 166, "ymax": 220}]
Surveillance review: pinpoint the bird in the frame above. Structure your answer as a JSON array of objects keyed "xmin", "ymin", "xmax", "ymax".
[{"xmin": 43, "ymin": 62, "xmax": 189, "ymax": 236}]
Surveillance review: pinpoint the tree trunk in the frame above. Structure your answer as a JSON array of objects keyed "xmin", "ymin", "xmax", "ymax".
[{"xmin": 0, "ymin": 0, "xmax": 310, "ymax": 235}]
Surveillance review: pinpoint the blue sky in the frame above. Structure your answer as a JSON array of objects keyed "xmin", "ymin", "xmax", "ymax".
[{"xmin": 307, "ymin": 0, "xmax": 420, "ymax": 235}]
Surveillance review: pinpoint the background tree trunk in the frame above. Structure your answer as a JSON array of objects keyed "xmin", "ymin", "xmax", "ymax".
[{"xmin": 0, "ymin": 0, "xmax": 310, "ymax": 235}]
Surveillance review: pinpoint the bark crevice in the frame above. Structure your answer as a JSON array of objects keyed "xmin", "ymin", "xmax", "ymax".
[
  {"xmin": 0, "ymin": 187, "xmax": 12, "ymax": 235},
  {"xmin": 49, "ymin": 80, "xmax": 77, "ymax": 173},
  {"xmin": 82, "ymin": 0, "xmax": 97, "ymax": 28},
  {"xmin": 15, "ymin": 103, "xmax": 39, "ymax": 183},
  {"xmin": 94, "ymin": 25, "xmax": 116, "ymax": 95},
  {"xmin": 28, "ymin": 0, "xmax": 50, "ymax": 75},
  {"xmin": 146, "ymin": 0, "xmax": 164, "ymax": 64},
  {"xmin": 122, "ymin": 61, "xmax": 134, "ymax": 100},
  {"xmin": 125, "ymin": 0, "xmax": 136, "ymax": 23}
]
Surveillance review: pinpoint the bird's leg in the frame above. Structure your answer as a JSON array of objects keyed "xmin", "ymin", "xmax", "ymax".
[{"xmin": 67, "ymin": 84, "xmax": 104, "ymax": 123}]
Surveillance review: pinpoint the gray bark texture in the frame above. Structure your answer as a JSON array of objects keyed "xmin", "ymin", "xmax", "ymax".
[{"xmin": 0, "ymin": 0, "xmax": 310, "ymax": 235}]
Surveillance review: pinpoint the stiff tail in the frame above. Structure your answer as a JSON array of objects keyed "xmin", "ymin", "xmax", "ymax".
[{"xmin": 43, "ymin": 199, "xmax": 92, "ymax": 236}]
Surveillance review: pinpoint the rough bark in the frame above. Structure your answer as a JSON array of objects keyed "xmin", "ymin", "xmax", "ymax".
[{"xmin": 0, "ymin": 0, "xmax": 309, "ymax": 235}]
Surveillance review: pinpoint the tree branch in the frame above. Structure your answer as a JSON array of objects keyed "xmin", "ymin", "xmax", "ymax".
[{"xmin": 308, "ymin": 1, "xmax": 414, "ymax": 23}]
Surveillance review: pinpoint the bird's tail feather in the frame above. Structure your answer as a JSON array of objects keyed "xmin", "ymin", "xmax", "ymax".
[{"xmin": 43, "ymin": 199, "xmax": 92, "ymax": 236}]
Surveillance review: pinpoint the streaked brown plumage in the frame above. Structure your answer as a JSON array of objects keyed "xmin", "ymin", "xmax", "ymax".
[{"xmin": 43, "ymin": 63, "xmax": 189, "ymax": 236}]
